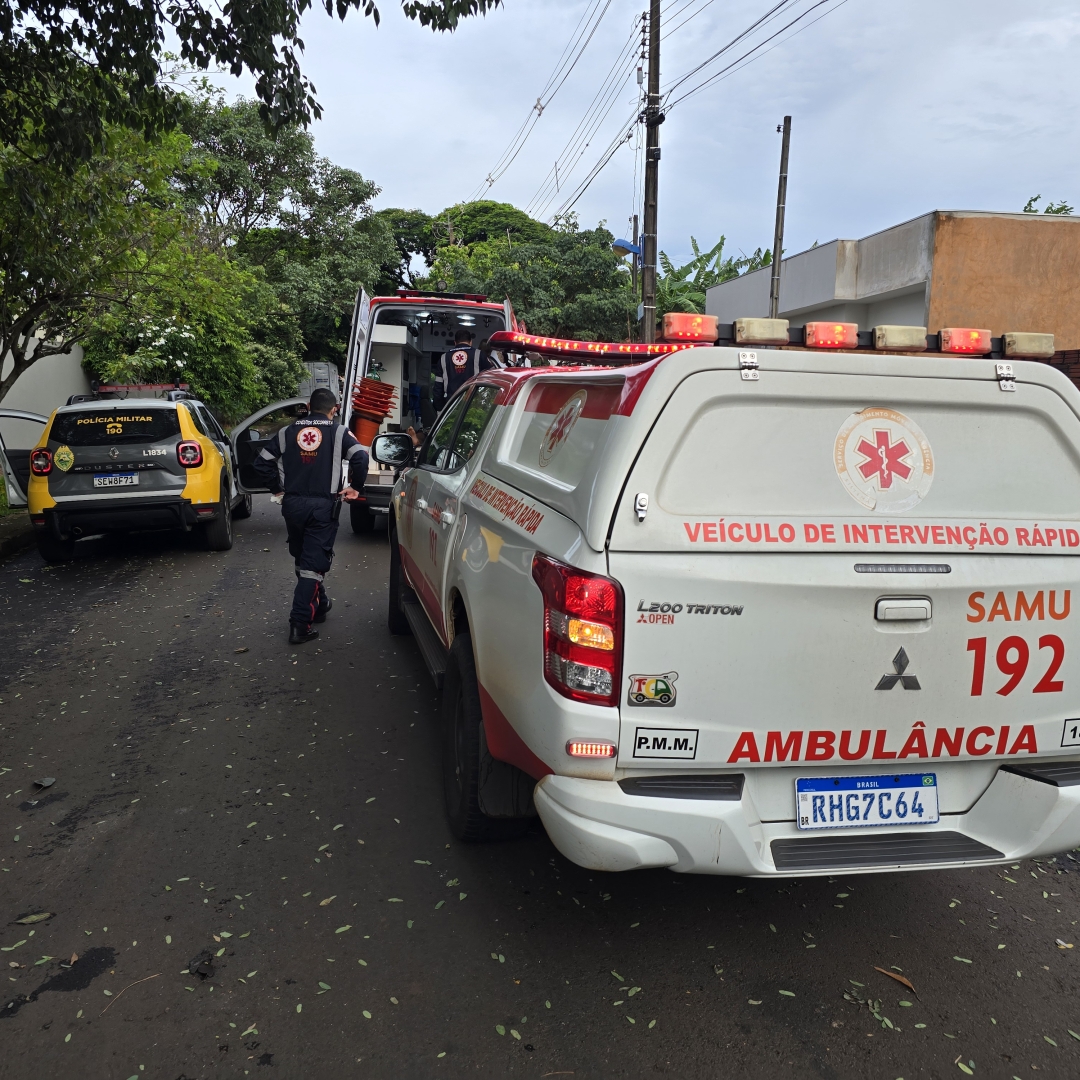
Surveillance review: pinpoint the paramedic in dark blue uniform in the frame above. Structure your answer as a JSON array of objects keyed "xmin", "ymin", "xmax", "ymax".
[
  {"xmin": 435, "ymin": 329, "xmax": 498, "ymax": 409},
  {"xmin": 253, "ymin": 388, "xmax": 369, "ymax": 645}
]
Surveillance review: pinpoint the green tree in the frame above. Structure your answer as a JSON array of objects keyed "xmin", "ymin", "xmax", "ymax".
[
  {"xmin": 1023, "ymin": 195, "xmax": 1075, "ymax": 215},
  {"xmin": 83, "ymin": 241, "xmax": 305, "ymax": 421},
  {"xmin": 656, "ymin": 237, "xmax": 771, "ymax": 318},
  {"xmin": 421, "ymin": 210, "xmax": 637, "ymax": 341},
  {"xmin": 0, "ymin": 126, "xmax": 186, "ymax": 404},
  {"xmin": 372, "ymin": 208, "xmax": 437, "ymax": 291},
  {"xmin": 1, "ymin": 0, "xmax": 503, "ymax": 167},
  {"xmin": 181, "ymin": 94, "xmax": 395, "ymax": 368}
]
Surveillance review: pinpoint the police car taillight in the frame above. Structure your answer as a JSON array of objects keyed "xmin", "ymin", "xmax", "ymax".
[
  {"xmin": 940, "ymin": 327, "xmax": 991, "ymax": 354},
  {"xmin": 532, "ymin": 554, "xmax": 623, "ymax": 708},
  {"xmin": 30, "ymin": 449, "xmax": 52, "ymax": 475},
  {"xmin": 177, "ymin": 440, "xmax": 203, "ymax": 468}
]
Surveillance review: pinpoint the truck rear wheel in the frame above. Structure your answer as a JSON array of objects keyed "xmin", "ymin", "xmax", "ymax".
[
  {"xmin": 441, "ymin": 633, "xmax": 529, "ymax": 843},
  {"xmin": 387, "ymin": 530, "xmax": 412, "ymax": 636}
]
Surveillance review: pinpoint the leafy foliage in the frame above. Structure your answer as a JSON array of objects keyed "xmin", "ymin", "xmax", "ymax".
[
  {"xmin": 83, "ymin": 244, "xmax": 305, "ymax": 420},
  {"xmin": 1023, "ymin": 195, "xmax": 1075, "ymax": 216},
  {"xmin": 372, "ymin": 208, "xmax": 439, "ymax": 290},
  {"xmin": 656, "ymin": 237, "xmax": 771, "ymax": 317},
  {"xmin": 0, "ymin": 0, "xmax": 502, "ymax": 166},
  {"xmin": 422, "ymin": 213, "xmax": 638, "ymax": 341},
  {"xmin": 181, "ymin": 93, "xmax": 396, "ymax": 368},
  {"xmin": 0, "ymin": 126, "xmax": 186, "ymax": 404}
]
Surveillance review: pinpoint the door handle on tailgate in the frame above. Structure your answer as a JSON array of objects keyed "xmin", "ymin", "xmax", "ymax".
[{"xmin": 875, "ymin": 597, "xmax": 932, "ymax": 621}]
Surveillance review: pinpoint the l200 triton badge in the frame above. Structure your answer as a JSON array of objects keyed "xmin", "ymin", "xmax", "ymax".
[{"xmin": 627, "ymin": 671, "xmax": 678, "ymax": 706}]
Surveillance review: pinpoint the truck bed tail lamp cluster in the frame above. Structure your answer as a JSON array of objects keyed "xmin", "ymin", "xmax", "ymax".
[
  {"xmin": 30, "ymin": 449, "xmax": 52, "ymax": 475},
  {"xmin": 661, "ymin": 312, "xmax": 719, "ymax": 342},
  {"xmin": 176, "ymin": 440, "xmax": 203, "ymax": 468},
  {"xmin": 532, "ymin": 553, "xmax": 623, "ymax": 707},
  {"xmin": 566, "ymin": 740, "xmax": 616, "ymax": 758},
  {"xmin": 940, "ymin": 328, "xmax": 991, "ymax": 354},
  {"xmin": 803, "ymin": 322, "xmax": 859, "ymax": 349}
]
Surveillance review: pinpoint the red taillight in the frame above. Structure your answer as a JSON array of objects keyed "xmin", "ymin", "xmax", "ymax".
[
  {"xmin": 177, "ymin": 440, "xmax": 203, "ymax": 468},
  {"xmin": 940, "ymin": 327, "xmax": 991, "ymax": 354},
  {"xmin": 803, "ymin": 321, "xmax": 859, "ymax": 348},
  {"xmin": 661, "ymin": 312, "xmax": 719, "ymax": 342},
  {"xmin": 566, "ymin": 740, "xmax": 616, "ymax": 758},
  {"xmin": 532, "ymin": 553, "xmax": 623, "ymax": 707},
  {"xmin": 30, "ymin": 449, "xmax": 52, "ymax": 475}
]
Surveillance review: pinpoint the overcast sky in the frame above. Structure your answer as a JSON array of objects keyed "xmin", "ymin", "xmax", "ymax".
[{"xmin": 210, "ymin": 0, "xmax": 1080, "ymax": 265}]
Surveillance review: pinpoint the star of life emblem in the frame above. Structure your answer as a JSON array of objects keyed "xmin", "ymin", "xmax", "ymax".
[
  {"xmin": 834, "ymin": 407, "xmax": 934, "ymax": 514},
  {"xmin": 539, "ymin": 390, "xmax": 587, "ymax": 468},
  {"xmin": 451, "ymin": 349, "xmax": 469, "ymax": 371},
  {"xmin": 297, "ymin": 426, "xmax": 323, "ymax": 451}
]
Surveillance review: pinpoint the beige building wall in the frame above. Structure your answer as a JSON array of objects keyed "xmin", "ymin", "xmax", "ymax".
[{"xmin": 927, "ymin": 212, "xmax": 1080, "ymax": 349}]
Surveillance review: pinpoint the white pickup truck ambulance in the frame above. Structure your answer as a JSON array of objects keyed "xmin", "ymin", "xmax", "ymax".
[{"xmin": 372, "ymin": 318, "xmax": 1080, "ymax": 877}]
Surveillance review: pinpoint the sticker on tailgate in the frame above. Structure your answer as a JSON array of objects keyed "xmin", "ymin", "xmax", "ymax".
[
  {"xmin": 627, "ymin": 672, "xmax": 678, "ymax": 707},
  {"xmin": 633, "ymin": 727, "xmax": 698, "ymax": 759}
]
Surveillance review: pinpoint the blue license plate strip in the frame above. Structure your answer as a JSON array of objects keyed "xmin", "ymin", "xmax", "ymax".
[{"xmin": 796, "ymin": 772, "xmax": 939, "ymax": 831}]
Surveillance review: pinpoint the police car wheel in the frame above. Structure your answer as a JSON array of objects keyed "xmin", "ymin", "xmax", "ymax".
[
  {"xmin": 201, "ymin": 478, "xmax": 234, "ymax": 551},
  {"xmin": 232, "ymin": 492, "xmax": 253, "ymax": 519},
  {"xmin": 37, "ymin": 533, "xmax": 75, "ymax": 564},
  {"xmin": 441, "ymin": 633, "xmax": 528, "ymax": 842},
  {"xmin": 387, "ymin": 530, "xmax": 412, "ymax": 636}
]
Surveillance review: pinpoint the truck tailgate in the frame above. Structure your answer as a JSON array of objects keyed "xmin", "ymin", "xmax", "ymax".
[{"xmin": 608, "ymin": 365, "xmax": 1080, "ymax": 776}]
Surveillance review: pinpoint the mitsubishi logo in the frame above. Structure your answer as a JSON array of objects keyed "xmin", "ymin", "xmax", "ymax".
[{"xmin": 876, "ymin": 647, "xmax": 921, "ymax": 690}]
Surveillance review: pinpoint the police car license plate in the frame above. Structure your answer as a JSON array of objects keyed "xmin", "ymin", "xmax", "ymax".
[
  {"xmin": 93, "ymin": 473, "xmax": 138, "ymax": 488},
  {"xmin": 796, "ymin": 773, "xmax": 939, "ymax": 831}
]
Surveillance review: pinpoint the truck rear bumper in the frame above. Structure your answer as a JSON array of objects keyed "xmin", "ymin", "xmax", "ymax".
[{"xmin": 534, "ymin": 763, "xmax": 1080, "ymax": 876}]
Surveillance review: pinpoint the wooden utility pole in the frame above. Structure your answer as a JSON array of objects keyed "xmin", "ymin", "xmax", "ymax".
[
  {"xmin": 768, "ymin": 116, "xmax": 792, "ymax": 320},
  {"xmin": 641, "ymin": 0, "xmax": 661, "ymax": 343}
]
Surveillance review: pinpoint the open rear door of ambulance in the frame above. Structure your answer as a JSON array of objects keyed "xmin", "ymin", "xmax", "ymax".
[{"xmin": 608, "ymin": 352, "xmax": 1080, "ymax": 863}]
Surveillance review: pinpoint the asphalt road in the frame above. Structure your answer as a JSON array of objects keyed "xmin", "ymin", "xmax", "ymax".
[{"xmin": 2, "ymin": 501, "xmax": 1080, "ymax": 1080}]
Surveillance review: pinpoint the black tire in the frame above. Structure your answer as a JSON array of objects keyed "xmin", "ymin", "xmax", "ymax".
[
  {"xmin": 232, "ymin": 492, "xmax": 253, "ymax": 519},
  {"xmin": 442, "ymin": 633, "xmax": 529, "ymax": 843},
  {"xmin": 387, "ymin": 531, "xmax": 412, "ymax": 636},
  {"xmin": 350, "ymin": 502, "xmax": 374, "ymax": 534},
  {"xmin": 37, "ymin": 534, "xmax": 75, "ymax": 564},
  {"xmin": 201, "ymin": 478, "xmax": 234, "ymax": 551}
]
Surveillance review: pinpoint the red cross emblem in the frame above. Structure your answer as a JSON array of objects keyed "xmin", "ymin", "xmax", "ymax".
[{"xmin": 855, "ymin": 429, "xmax": 911, "ymax": 489}]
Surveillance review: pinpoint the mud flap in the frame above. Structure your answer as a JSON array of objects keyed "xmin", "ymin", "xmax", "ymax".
[{"xmin": 478, "ymin": 723, "xmax": 538, "ymax": 819}]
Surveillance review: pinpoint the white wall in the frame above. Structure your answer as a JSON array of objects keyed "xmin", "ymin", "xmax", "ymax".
[{"xmin": 0, "ymin": 346, "xmax": 91, "ymax": 449}]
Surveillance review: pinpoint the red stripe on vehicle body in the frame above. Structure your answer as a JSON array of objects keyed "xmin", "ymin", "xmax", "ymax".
[
  {"xmin": 478, "ymin": 682, "xmax": 553, "ymax": 780},
  {"xmin": 523, "ymin": 380, "xmax": 624, "ymax": 419},
  {"xmin": 400, "ymin": 543, "xmax": 447, "ymax": 645}
]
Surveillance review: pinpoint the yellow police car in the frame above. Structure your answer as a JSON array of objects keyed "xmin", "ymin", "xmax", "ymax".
[{"xmin": 25, "ymin": 392, "xmax": 252, "ymax": 563}]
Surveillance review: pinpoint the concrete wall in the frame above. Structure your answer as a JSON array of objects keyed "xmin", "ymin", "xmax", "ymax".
[{"xmin": 927, "ymin": 212, "xmax": 1080, "ymax": 348}]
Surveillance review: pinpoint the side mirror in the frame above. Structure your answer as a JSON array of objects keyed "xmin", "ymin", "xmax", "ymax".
[
  {"xmin": 371, "ymin": 432, "xmax": 415, "ymax": 468},
  {"xmin": 248, "ymin": 429, "xmax": 263, "ymax": 441}
]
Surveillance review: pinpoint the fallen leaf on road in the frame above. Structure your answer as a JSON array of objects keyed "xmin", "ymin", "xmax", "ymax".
[
  {"xmin": 386, "ymin": 898, "xmax": 403, "ymax": 903},
  {"xmin": 234, "ymin": 648, "xmax": 249, "ymax": 654},
  {"xmin": 335, "ymin": 926, "xmax": 351, "ymax": 933},
  {"xmin": 779, "ymin": 990, "xmax": 795, "ymax": 997},
  {"xmin": 333, "ymin": 824, "xmax": 343, "ymax": 831},
  {"xmin": 748, "ymin": 999, "xmax": 762, "ymax": 1005},
  {"xmin": 319, "ymin": 981, "xmax": 331, "ymax": 990},
  {"xmin": 320, "ymin": 896, "xmax": 336, "ymax": 906},
  {"xmin": 953, "ymin": 957, "xmax": 972, "ymax": 964},
  {"xmin": 15, "ymin": 913, "xmax": 52, "ymax": 925},
  {"xmin": 32, "ymin": 778, "xmax": 55, "ymax": 789},
  {"xmin": 240, "ymin": 1023, "xmax": 257, "ymax": 1037},
  {"xmin": 875, "ymin": 967, "xmax": 917, "ymax": 995}
]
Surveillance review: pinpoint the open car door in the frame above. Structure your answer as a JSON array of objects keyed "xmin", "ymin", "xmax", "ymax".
[
  {"xmin": 0, "ymin": 409, "xmax": 48, "ymax": 508},
  {"xmin": 229, "ymin": 399, "xmax": 308, "ymax": 494}
]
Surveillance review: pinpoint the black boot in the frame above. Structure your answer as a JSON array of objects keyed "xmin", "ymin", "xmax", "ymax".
[
  {"xmin": 313, "ymin": 599, "xmax": 333, "ymax": 624},
  {"xmin": 289, "ymin": 623, "xmax": 319, "ymax": 645}
]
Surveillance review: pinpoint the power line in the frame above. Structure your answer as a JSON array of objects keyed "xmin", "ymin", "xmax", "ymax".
[
  {"xmin": 665, "ymin": 0, "xmax": 848, "ymax": 108},
  {"xmin": 467, "ymin": 0, "xmax": 615, "ymax": 201}
]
